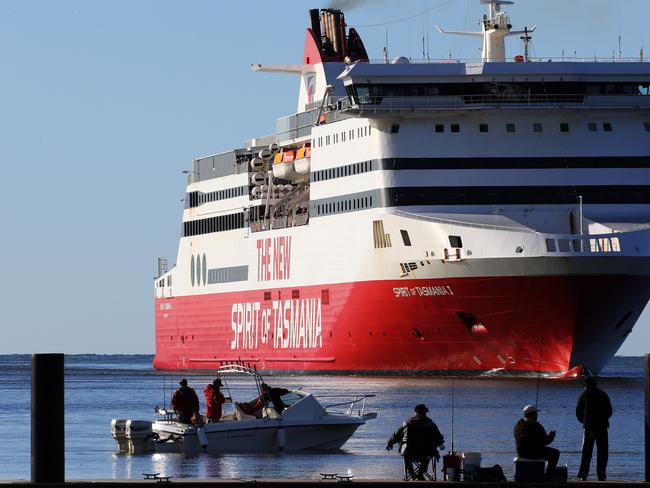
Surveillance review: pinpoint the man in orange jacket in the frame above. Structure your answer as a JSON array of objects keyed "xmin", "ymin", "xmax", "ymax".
[{"xmin": 204, "ymin": 379, "xmax": 225, "ymax": 422}]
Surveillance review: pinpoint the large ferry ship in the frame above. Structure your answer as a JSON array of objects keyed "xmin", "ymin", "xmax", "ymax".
[{"xmin": 153, "ymin": 2, "xmax": 650, "ymax": 376}]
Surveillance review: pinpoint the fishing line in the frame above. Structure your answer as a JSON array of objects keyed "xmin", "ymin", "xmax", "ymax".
[{"xmin": 352, "ymin": 0, "xmax": 456, "ymax": 28}]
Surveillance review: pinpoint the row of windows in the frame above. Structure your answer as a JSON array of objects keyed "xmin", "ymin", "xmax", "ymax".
[
  {"xmin": 313, "ymin": 125, "xmax": 372, "ymax": 148},
  {"xmin": 389, "ymin": 121, "xmax": 646, "ymax": 134},
  {"xmin": 187, "ymin": 186, "xmax": 247, "ymax": 208},
  {"xmin": 350, "ymin": 81, "xmax": 650, "ymax": 101},
  {"xmin": 316, "ymin": 196, "xmax": 374, "ymax": 215},
  {"xmin": 397, "ymin": 231, "xmax": 460, "ymax": 249},
  {"xmin": 313, "ymin": 160, "xmax": 374, "ymax": 182},
  {"xmin": 183, "ymin": 212, "xmax": 245, "ymax": 237},
  {"xmin": 310, "ymin": 185, "xmax": 650, "ymax": 217},
  {"xmin": 157, "ymin": 275, "xmax": 172, "ymax": 288}
]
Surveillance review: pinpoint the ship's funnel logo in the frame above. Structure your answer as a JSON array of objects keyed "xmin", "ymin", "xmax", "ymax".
[{"xmin": 306, "ymin": 75, "xmax": 316, "ymax": 104}]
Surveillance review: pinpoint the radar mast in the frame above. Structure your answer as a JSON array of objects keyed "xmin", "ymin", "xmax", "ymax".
[{"xmin": 436, "ymin": 0, "xmax": 536, "ymax": 62}]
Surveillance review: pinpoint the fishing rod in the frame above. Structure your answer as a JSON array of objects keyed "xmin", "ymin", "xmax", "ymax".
[
  {"xmin": 451, "ymin": 379, "xmax": 455, "ymax": 454},
  {"xmin": 535, "ymin": 339, "xmax": 544, "ymax": 407}
]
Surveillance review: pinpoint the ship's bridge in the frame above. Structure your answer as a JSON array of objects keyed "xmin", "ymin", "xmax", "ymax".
[{"xmin": 337, "ymin": 60, "xmax": 650, "ymax": 113}]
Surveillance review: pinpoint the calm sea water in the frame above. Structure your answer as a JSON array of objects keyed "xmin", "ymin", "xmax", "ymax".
[{"xmin": 0, "ymin": 355, "xmax": 645, "ymax": 481}]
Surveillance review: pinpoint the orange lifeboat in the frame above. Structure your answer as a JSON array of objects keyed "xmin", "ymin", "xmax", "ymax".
[
  {"xmin": 294, "ymin": 145, "xmax": 311, "ymax": 175},
  {"xmin": 272, "ymin": 149, "xmax": 298, "ymax": 180}
]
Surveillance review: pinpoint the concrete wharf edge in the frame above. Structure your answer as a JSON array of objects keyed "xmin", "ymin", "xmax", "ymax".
[{"xmin": 1, "ymin": 481, "xmax": 649, "ymax": 487}]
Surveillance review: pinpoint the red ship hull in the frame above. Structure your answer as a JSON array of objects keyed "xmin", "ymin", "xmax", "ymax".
[{"xmin": 153, "ymin": 275, "xmax": 649, "ymax": 375}]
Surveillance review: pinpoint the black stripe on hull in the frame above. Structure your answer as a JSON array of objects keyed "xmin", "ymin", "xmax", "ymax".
[
  {"xmin": 378, "ymin": 157, "xmax": 650, "ymax": 170},
  {"xmin": 311, "ymin": 185, "xmax": 650, "ymax": 217},
  {"xmin": 385, "ymin": 185, "xmax": 650, "ymax": 206}
]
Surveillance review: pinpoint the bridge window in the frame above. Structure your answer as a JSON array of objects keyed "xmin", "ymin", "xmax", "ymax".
[
  {"xmin": 448, "ymin": 235, "xmax": 463, "ymax": 248},
  {"xmin": 401, "ymin": 230, "xmax": 412, "ymax": 246},
  {"xmin": 506, "ymin": 123, "xmax": 516, "ymax": 133},
  {"xmin": 390, "ymin": 124, "xmax": 400, "ymax": 133},
  {"xmin": 588, "ymin": 122, "xmax": 597, "ymax": 132},
  {"xmin": 479, "ymin": 124, "xmax": 489, "ymax": 133},
  {"xmin": 560, "ymin": 123, "xmax": 570, "ymax": 133},
  {"xmin": 451, "ymin": 124, "xmax": 460, "ymax": 133},
  {"xmin": 603, "ymin": 122, "xmax": 613, "ymax": 132},
  {"xmin": 644, "ymin": 122, "xmax": 650, "ymax": 132},
  {"xmin": 533, "ymin": 123, "xmax": 543, "ymax": 133},
  {"xmin": 435, "ymin": 124, "xmax": 445, "ymax": 133}
]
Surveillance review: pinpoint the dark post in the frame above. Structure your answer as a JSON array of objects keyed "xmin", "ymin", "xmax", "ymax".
[
  {"xmin": 32, "ymin": 353, "xmax": 64, "ymax": 483},
  {"xmin": 646, "ymin": 354, "xmax": 649, "ymax": 483}
]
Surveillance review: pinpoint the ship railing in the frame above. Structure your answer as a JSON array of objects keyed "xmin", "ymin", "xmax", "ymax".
[
  {"xmin": 362, "ymin": 56, "xmax": 649, "ymax": 64},
  {"xmin": 347, "ymin": 94, "xmax": 587, "ymax": 111},
  {"xmin": 392, "ymin": 209, "xmax": 648, "ymax": 256},
  {"xmin": 344, "ymin": 93, "xmax": 650, "ymax": 112},
  {"xmin": 275, "ymin": 99, "xmax": 355, "ymax": 141}
]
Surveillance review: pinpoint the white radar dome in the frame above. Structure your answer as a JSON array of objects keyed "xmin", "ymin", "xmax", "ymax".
[{"xmin": 391, "ymin": 56, "xmax": 410, "ymax": 64}]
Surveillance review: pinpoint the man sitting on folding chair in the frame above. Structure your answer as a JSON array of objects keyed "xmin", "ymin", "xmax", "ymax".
[{"xmin": 386, "ymin": 403, "xmax": 445, "ymax": 481}]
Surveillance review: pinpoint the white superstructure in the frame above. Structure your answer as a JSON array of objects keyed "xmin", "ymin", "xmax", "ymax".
[{"xmin": 153, "ymin": 3, "xmax": 650, "ymax": 376}]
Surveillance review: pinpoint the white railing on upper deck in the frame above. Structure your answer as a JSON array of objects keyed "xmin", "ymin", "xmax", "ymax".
[{"xmin": 363, "ymin": 56, "xmax": 649, "ymax": 64}]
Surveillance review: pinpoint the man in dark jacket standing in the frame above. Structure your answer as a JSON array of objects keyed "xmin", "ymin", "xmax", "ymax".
[
  {"xmin": 171, "ymin": 378, "xmax": 200, "ymax": 424},
  {"xmin": 576, "ymin": 376, "xmax": 613, "ymax": 481},
  {"xmin": 514, "ymin": 405, "xmax": 559, "ymax": 478},
  {"xmin": 386, "ymin": 404, "xmax": 445, "ymax": 480}
]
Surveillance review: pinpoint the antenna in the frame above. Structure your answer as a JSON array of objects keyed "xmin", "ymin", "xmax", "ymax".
[
  {"xmin": 520, "ymin": 26, "xmax": 532, "ymax": 62},
  {"xmin": 618, "ymin": 35, "xmax": 622, "ymax": 61},
  {"xmin": 384, "ymin": 29, "xmax": 389, "ymax": 63}
]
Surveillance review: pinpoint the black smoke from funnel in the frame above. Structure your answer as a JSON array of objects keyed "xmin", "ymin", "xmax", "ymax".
[{"xmin": 327, "ymin": 0, "xmax": 384, "ymax": 11}]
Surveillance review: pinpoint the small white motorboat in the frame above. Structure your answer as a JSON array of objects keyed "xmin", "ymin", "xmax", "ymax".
[{"xmin": 111, "ymin": 364, "xmax": 376, "ymax": 454}]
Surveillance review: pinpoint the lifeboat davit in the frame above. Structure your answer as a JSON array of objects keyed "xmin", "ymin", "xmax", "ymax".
[{"xmin": 294, "ymin": 146, "xmax": 311, "ymax": 175}]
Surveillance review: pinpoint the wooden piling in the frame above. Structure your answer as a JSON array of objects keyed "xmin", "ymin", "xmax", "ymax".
[{"xmin": 32, "ymin": 353, "xmax": 64, "ymax": 483}]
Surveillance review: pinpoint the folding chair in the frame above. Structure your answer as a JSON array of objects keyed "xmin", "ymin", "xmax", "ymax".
[{"xmin": 403, "ymin": 455, "xmax": 436, "ymax": 481}]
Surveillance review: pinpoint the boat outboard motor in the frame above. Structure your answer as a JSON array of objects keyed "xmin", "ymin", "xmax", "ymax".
[
  {"xmin": 110, "ymin": 419, "xmax": 129, "ymax": 452},
  {"xmin": 125, "ymin": 420, "xmax": 155, "ymax": 454}
]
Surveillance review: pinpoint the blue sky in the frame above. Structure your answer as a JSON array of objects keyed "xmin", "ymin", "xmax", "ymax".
[{"xmin": 0, "ymin": 0, "xmax": 648, "ymax": 356}]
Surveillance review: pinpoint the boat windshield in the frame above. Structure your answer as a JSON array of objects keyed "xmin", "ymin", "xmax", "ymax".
[{"xmin": 279, "ymin": 391, "xmax": 303, "ymax": 408}]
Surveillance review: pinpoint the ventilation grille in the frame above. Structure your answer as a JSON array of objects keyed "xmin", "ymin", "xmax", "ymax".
[{"xmin": 373, "ymin": 220, "xmax": 392, "ymax": 249}]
